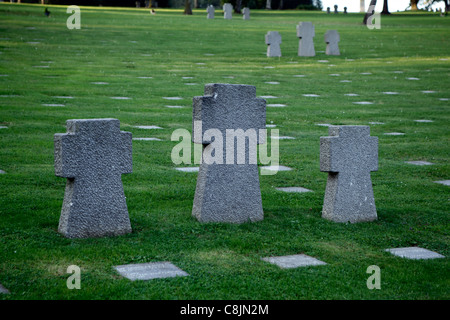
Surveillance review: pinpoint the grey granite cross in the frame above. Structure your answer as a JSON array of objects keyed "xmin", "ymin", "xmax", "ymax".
[
  {"xmin": 192, "ymin": 84, "xmax": 266, "ymax": 223},
  {"xmin": 297, "ymin": 22, "xmax": 315, "ymax": 57},
  {"xmin": 54, "ymin": 119, "xmax": 132, "ymax": 238},
  {"xmin": 207, "ymin": 5, "xmax": 214, "ymax": 19},
  {"xmin": 320, "ymin": 126, "xmax": 378, "ymax": 223},
  {"xmin": 265, "ymin": 31, "xmax": 282, "ymax": 57},
  {"xmin": 325, "ymin": 30, "xmax": 340, "ymax": 56}
]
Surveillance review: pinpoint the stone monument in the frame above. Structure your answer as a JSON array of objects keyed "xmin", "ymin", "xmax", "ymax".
[
  {"xmin": 54, "ymin": 118, "xmax": 133, "ymax": 238},
  {"xmin": 320, "ymin": 126, "xmax": 378, "ymax": 223},
  {"xmin": 297, "ymin": 22, "xmax": 315, "ymax": 57},
  {"xmin": 327, "ymin": 7, "xmax": 330, "ymax": 14},
  {"xmin": 325, "ymin": 30, "xmax": 340, "ymax": 55},
  {"xmin": 192, "ymin": 84, "xmax": 266, "ymax": 223},
  {"xmin": 265, "ymin": 31, "xmax": 282, "ymax": 57},
  {"xmin": 207, "ymin": 5, "xmax": 215, "ymax": 19},
  {"xmin": 334, "ymin": 4, "xmax": 338, "ymax": 14},
  {"xmin": 243, "ymin": 7, "xmax": 250, "ymax": 20},
  {"xmin": 223, "ymin": 3, "xmax": 232, "ymax": 19}
]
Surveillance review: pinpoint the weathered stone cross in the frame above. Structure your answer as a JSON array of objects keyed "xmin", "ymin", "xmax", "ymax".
[
  {"xmin": 297, "ymin": 22, "xmax": 315, "ymax": 57},
  {"xmin": 320, "ymin": 126, "xmax": 378, "ymax": 223},
  {"xmin": 54, "ymin": 118, "xmax": 132, "ymax": 238},
  {"xmin": 192, "ymin": 84, "xmax": 266, "ymax": 223},
  {"xmin": 325, "ymin": 30, "xmax": 340, "ymax": 56},
  {"xmin": 265, "ymin": 31, "xmax": 282, "ymax": 57}
]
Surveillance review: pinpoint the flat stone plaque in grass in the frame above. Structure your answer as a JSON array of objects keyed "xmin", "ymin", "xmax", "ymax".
[
  {"xmin": 260, "ymin": 165, "xmax": 293, "ymax": 172},
  {"xmin": 434, "ymin": 180, "xmax": 450, "ymax": 186},
  {"xmin": 405, "ymin": 161, "xmax": 434, "ymax": 166},
  {"xmin": 262, "ymin": 254, "xmax": 326, "ymax": 269},
  {"xmin": 176, "ymin": 167, "xmax": 199, "ymax": 172},
  {"xmin": 385, "ymin": 247, "xmax": 445, "ymax": 260},
  {"xmin": 132, "ymin": 137, "xmax": 162, "ymax": 141},
  {"xmin": 133, "ymin": 125, "xmax": 162, "ymax": 129},
  {"xmin": 114, "ymin": 262, "xmax": 189, "ymax": 281},
  {"xmin": 0, "ymin": 283, "xmax": 9, "ymax": 294},
  {"xmin": 276, "ymin": 187, "xmax": 312, "ymax": 193}
]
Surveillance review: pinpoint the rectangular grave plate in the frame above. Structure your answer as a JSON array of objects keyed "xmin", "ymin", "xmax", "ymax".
[{"xmin": 114, "ymin": 262, "xmax": 189, "ymax": 281}]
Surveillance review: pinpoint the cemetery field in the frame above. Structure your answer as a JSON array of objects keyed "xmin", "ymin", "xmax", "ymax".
[{"xmin": 0, "ymin": 3, "xmax": 449, "ymax": 301}]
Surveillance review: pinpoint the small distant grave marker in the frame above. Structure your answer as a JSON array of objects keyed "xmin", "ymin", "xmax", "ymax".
[
  {"xmin": 297, "ymin": 22, "xmax": 315, "ymax": 57},
  {"xmin": 265, "ymin": 31, "xmax": 282, "ymax": 57},
  {"xmin": 324, "ymin": 30, "xmax": 340, "ymax": 56},
  {"xmin": 243, "ymin": 7, "xmax": 250, "ymax": 20},
  {"xmin": 223, "ymin": 3, "xmax": 233, "ymax": 19}
]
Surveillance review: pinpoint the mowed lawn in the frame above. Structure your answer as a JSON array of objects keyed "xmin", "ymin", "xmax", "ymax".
[{"xmin": 0, "ymin": 4, "xmax": 449, "ymax": 300}]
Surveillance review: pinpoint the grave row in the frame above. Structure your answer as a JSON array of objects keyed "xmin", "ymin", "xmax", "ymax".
[
  {"xmin": 206, "ymin": 4, "xmax": 250, "ymax": 20},
  {"xmin": 49, "ymin": 83, "xmax": 447, "ymax": 239},
  {"xmin": 0, "ymin": 244, "xmax": 444, "ymax": 292},
  {"xmin": 266, "ymin": 22, "xmax": 340, "ymax": 57}
]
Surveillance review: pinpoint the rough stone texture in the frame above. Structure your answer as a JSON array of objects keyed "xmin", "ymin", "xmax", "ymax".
[
  {"xmin": 54, "ymin": 118, "xmax": 132, "ymax": 238},
  {"xmin": 223, "ymin": 3, "xmax": 232, "ymax": 19},
  {"xmin": 243, "ymin": 7, "xmax": 250, "ymax": 20},
  {"xmin": 320, "ymin": 126, "xmax": 378, "ymax": 223},
  {"xmin": 192, "ymin": 84, "xmax": 266, "ymax": 223},
  {"xmin": 297, "ymin": 22, "xmax": 315, "ymax": 57},
  {"xmin": 262, "ymin": 254, "xmax": 326, "ymax": 268},
  {"xmin": 385, "ymin": 247, "xmax": 445, "ymax": 260},
  {"xmin": 207, "ymin": 5, "xmax": 214, "ymax": 19},
  {"xmin": 114, "ymin": 262, "xmax": 189, "ymax": 280},
  {"xmin": 325, "ymin": 30, "xmax": 340, "ymax": 56},
  {"xmin": 265, "ymin": 31, "xmax": 282, "ymax": 57}
]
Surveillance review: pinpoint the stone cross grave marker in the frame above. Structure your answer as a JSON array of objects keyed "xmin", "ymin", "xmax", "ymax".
[
  {"xmin": 297, "ymin": 22, "xmax": 315, "ymax": 57},
  {"xmin": 320, "ymin": 126, "xmax": 378, "ymax": 223},
  {"xmin": 54, "ymin": 119, "xmax": 132, "ymax": 238},
  {"xmin": 265, "ymin": 31, "xmax": 282, "ymax": 57},
  {"xmin": 325, "ymin": 30, "xmax": 340, "ymax": 56},
  {"xmin": 243, "ymin": 7, "xmax": 250, "ymax": 20},
  {"xmin": 334, "ymin": 4, "xmax": 338, "ymax": 13},
  {"xmin": 192, "ymin": 84, "xmax": 266, "ymax": 223},
  {"xmin": 207, "ymin": 5, "xmax": 214, "ymax": 19},
  {"xmin": 223, "ymin": 3, "xmax": 232, "ymax": 19}
]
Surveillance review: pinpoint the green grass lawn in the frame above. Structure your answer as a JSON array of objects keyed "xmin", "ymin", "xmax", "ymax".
[{"xmin": 0, "ymin": 4, "xmax": 449, "ymax": 300}]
